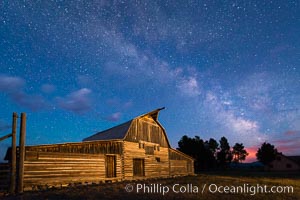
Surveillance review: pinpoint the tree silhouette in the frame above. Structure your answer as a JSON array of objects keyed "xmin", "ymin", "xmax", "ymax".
[
  {"xmin": 178, "ymin": 135, "xmax": 196, "ymax": 157},
  {"xmin": 232, "ymin": 143, "xmax": 248, "ymax": 163},
  {"xmin": 178, "ymin": 135, "xmax": 204, "ymax": 171},
  {"xmin": 178, "ymin": 135, "xmax": 254, "ymax": 170},
  {"xmin": 207, "ymin": 138, "xmax": 219, "ymax": 154},
  {"xmin": 256, "ymin": 142, "xmax": 278, "ymax": 165},
  {"xmin": 178, "ymin": 135, "xmax": 219, "ymax": 171},
  {"xmin": 217, "ymin": 136, "xmax": 232, "ymax": 168}
]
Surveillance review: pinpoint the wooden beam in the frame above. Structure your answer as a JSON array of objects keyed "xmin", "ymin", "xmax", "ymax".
[
  {"xmin": 9, "ymin": 112, "xmax": 17, "ymax": 194},
  {"xmin": 18, "ymin": 113, "xmax": 26, "ymax": 194},
  {"xmin": 0, "ymin": 133, "xmax": 12, "ymax": 142}
]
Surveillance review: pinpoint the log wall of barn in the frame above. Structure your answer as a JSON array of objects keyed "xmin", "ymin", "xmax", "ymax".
[
  {"xmin": 169, "ymin": 149, "xmax": 194, "ymax": 176},
  {"xmin": 123, "ymin": 141, "xmax": 170, "ymax": 179},
  {"xmin": 22, "ymin": 142, "xmax": 123, "ymax": 190}
]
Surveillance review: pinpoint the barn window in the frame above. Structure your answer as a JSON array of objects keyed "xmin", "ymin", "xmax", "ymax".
[
  {"xmin": 133, "ymin": 158, "xmax": 145, "ymax": 176},
  {"xmin": 155, "ymin": 157, "xmax": 160, "ymax": 162},
  {"xmin": 145, "ymin": 146, "xmax": 154, "ymax": 155},
  {"xmin": 286, "ymin": 164, "xmax": 292, "ymax": 168},
  {"xmin": 139, "ymin": 142, "xmax": 145, "ymax": 149},
  {"xmin": 106, "ymin": 155, "xmax": 116, "ymax": 178}
]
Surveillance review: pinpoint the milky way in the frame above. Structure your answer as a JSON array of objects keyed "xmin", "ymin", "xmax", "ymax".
[{"xmin": 0, "ymin": 1, "xmax": 299, "ymax": 161}]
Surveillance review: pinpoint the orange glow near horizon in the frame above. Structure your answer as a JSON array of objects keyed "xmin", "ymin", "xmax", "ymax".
[{"xmin": 244, "ymin": 146, "xmax": 258, "ymax": 163}]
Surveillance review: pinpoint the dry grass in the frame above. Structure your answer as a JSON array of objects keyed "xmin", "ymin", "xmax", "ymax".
[{"xmin": 2, "ymin": 171, "xmax": 300, "ymax": 200}]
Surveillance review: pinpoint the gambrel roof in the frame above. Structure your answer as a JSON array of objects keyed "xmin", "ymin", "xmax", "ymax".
[
  {"xmin": 83, "ymin": 120, "xmax": 133, "ymax": 141},
  {"xmin": 82, "ymin": 107, "xmax": 168, "ymax": 143}
]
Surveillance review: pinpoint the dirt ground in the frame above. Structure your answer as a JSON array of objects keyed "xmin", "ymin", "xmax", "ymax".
[{"xmin": 1, "ymin": 172, "xmax": 300, "ymax": 200}]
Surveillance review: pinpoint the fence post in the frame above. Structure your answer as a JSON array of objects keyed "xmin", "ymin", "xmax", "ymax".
[
  {"xmin": 17, "ymin": 113, "xmax": 26, "ymax": 194},
  {"xmin": 9, "ymin": 112, "xmax": 17, "ymax": 194}
]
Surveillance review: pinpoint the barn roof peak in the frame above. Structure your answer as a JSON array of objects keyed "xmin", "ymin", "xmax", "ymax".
[
  {"xmin": 139, "ymin": 107, "xmax": 165, "ymax": 121},
  {"xmin": 82, "ymin": 107, "xmax": 166, "ymax": 142}
]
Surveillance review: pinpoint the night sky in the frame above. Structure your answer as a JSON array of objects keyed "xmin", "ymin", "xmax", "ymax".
[{"xmin": 0, "ymin": 1, "xmax": 299, "ymax": 162}]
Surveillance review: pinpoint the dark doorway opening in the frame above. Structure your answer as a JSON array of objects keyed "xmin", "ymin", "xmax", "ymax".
[
  {"xmin": 106, "ymin": 155, "xmax": 116, "ymax": 178},
  {"xmin": 133, "ymin": 158, "xmax": 145, "ymax": 176}
]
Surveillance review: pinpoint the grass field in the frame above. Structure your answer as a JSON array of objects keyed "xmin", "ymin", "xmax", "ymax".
[{"xmin": 2, "ymin": 171, "xmax": 300, "ymax": 200}]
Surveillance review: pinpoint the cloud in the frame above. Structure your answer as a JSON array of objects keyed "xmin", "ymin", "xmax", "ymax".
[
  {"xmin": 273, "ymin": 139, "xmax": 300, "ymax": 155},
  {"xmin": 0, "ymin": 74, "xmax": 25, "ymax": 92},
  {"xmin": 57, "ymin": 88, "xmax": 92, "ymax": 114},
  {"xmin": 41, "ymin": 84, "xmax": 56, "ymax": 93},
  {"xmin": 284, "ymin": 130, "xmax": 299, "ymax": 136},
  {"xmin": 0, "ymin": 75, "xmax": 49, "ymax": 111},
  {"xmin": 106, "ymin": 112, "xmax": 122, "ymax": 122},
  {"xmin": 271, "ymin": 131, "xmax": 300, "ymax": 155},
  {"xmin": 177, "ymin": 76, "xmax": 201, "ymax": 97},
  {"xmin": 11, "ymin": 91, "xmax": 49, "ymax": 111},
  {"xmin": 103, "ymin": 100, "xmax": 132, "ymax": 121},
  {"xmin": 123, "ymin": 101, "xmax": 133, "ymax": 109}
]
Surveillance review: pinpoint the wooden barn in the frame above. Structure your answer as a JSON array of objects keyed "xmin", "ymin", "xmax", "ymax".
[
  {"xmin": 266, "ymin": 153, "xmax": 300, "ymax": 171},
  {"xmin": 5, "ymin": 108, "xmax": 194, "ymax": 191}
]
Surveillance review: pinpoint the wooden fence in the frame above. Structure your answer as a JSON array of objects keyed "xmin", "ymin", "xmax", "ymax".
[{"xmin": 0, "ymin": 112, "xmax": 26, "ymax": 194}]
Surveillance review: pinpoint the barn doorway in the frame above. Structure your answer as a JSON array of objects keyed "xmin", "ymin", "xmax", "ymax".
[
  {"xmin": 133, "ymin": 158, "xmax": 145, "ymax": 176},
  {"xmin": 106, "ymin": 155, "xmax": 116, "ymax": 178}
]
